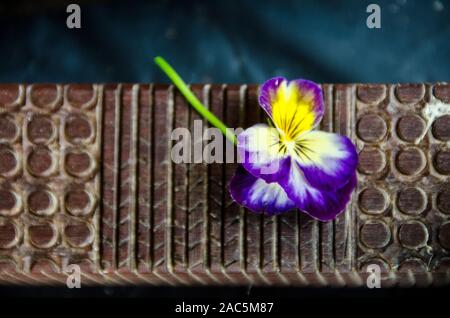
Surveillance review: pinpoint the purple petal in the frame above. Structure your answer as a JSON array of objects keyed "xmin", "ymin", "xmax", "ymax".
[
  {"xmin": 278, "ymin": 159, "xmax": 357, "ymax": 221},
  {"xmin": 259, "ymin": 76, "xmax": 286, "ymax": 117},
  {"xmin": 229, "ymin": 166, "xmax": 296, "ymax": 215},
  {"xmin": 294, "ymin": 131, "xmax": 358, "ymax": 191}
]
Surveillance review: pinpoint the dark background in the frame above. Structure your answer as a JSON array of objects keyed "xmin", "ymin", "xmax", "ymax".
[
  {"xmin": 0, "ymin": 0, "xmax": 449, "ymax": 83},
  {"xmin": 0, "ymin": 0, "xmax": 449, "ymax": 304}
]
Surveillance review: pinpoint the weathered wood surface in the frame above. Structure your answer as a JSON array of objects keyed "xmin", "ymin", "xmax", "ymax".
[{"xmin": 0, "ymin": 83, "xmax": 449, "ymax": 286}]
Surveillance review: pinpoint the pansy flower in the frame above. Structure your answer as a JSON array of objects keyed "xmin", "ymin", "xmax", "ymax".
[
  {"xmin": 229, "ymin": 77, "xmax": 358, "ymax": 221},
  {"xmin": 154, "ymin": 57, "xmax": 358, "ymax": 221}
]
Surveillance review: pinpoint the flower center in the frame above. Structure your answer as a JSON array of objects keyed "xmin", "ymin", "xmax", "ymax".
[
  {"xmin": 274, "ymin": 132, "xmax": 314, "ymax": 162},
  {"xmin": 276, "ymin": 133, "xmax": 299, "ymax": 155}
]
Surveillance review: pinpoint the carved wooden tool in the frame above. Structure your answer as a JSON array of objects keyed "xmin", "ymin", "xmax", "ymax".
[{"xmin": 0, "ymin": 83, "xmax": 449, "ymax": 286}]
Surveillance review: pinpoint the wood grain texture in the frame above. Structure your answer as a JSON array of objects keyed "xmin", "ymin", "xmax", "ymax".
[{"xmin": 0, "ymin": 83, "xmax": 449, "ymax": 286}]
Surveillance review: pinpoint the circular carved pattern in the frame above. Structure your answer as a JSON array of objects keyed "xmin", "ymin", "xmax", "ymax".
[
  {"xmin": 0, "ymin": 84, "xmax": 21, "ymax": 108},
  {"xmin": 397, "ymin": 187, "xmax": 427, "ymax": 215},
  {"xmin": 434, "ymin": 150, "xmax": 450, "ymax": 175},
  {"xmin": 395, "ymin": 84, "xmax": 425, "ymax": 104},
  {"xmin": 432, "ymin": 115, "xmax": 450, "ymax": 141},
  {"xmin": 66, "ymin": 84, "xmax": 96, "ymax": 109},
  {"xmin": 360, "ymin": 257, "xmax": 390, "ymax": 273},
  {"xmin": 0, "ymin": 189, "xmax": 22, "ymax": 216},
  {"xmin": 358, "ymin": 147, "xmax": 386, "ymax": 175},
  {"xmin": 437, "ymin": 189, "xmax": 450, "ymax": 215},
  {"xmin": 357, "ymin": 85, "xmax": 386, "ymax": 104},
  {"xmin": 27, "ymin": 146, "xmax": 56, "ymax": 177},
  {"xmin": 357, "ymin": 114, "xmax": 387, "ymax": 142},
  {"xmin": 27, "ymin": 114, "xmax": 56, "ymax": 145},
  {"xmin": 0, "ymin": 190, "xmax": 15, "ymax": 211},
  {"xmin": 398, "ymin": 258, "xmax": 427, "ymax": 272},
  {"xmin": 360, "ymin": 221, "xmax": 391, "ymax": 249},
  {"xmin": 433, "ymin": 83, "xmax": 450, "ymax": 103},
  {"xmin": 398, "ymin": 221, "xmax": 429, "ymax": 249},
  {"xmin": 0, "ymin": 258, "xmax": 18, "ymax": 273},
  {"xmin": 0, "ymin": 146, "xmax": 19, "ymax": 177},
  {"xmin": 29, "ymin": 84, "xmax": 62, "ymax": 111},
  {"xmin": 438, "ymin": 222, "xmax": 450, "ymax": 250},
  {"xmin": 64, "ymin": 150, "xmax": 95, "ymax": 177},
  {"xmin": 0, "ymin": 220, "xmax": 19, "ymax": 249},
  {"xmin": 65, "ymin": 114, "xmax": 93, "ymax": 144},
  {"xmin": 28, "ymin": 222, "xmax": 57, "ymax": 249},
  {"xmin": 30, "ymin": 259, "xmax": 58, "ymax": 274},
  {"xmin": 396, "ymin": 147, "xmax": 426, "ymax": 175},
  {"xmin": 68, "ymin": 259, "xmax": 95, "ymax": 273},
  {"xmin": 358, "ymin": 187, "xmax": 389, "ymax": 215},
  {"xmin": 396, "ymin": 114, "xmax": 425, "ymax": 142},
  {"xmin": 64, "ymin": 221, "xmax": 94, "ymax": 247},
  {"xmin": 65, "ymin": 188, "xmax": 95, "ymax": 216},
  {"xmin": 0, "ymin": 114, "xmax": 19, "ymax": 143},
  {"xmin": 28, "ymin": 189, "xmax": 58, "ymax": 216}
]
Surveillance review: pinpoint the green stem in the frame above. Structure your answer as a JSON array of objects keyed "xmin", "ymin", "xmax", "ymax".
[{"xmin": 154, "ymin": 56, "xmax": 237, "ymax": 145}]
